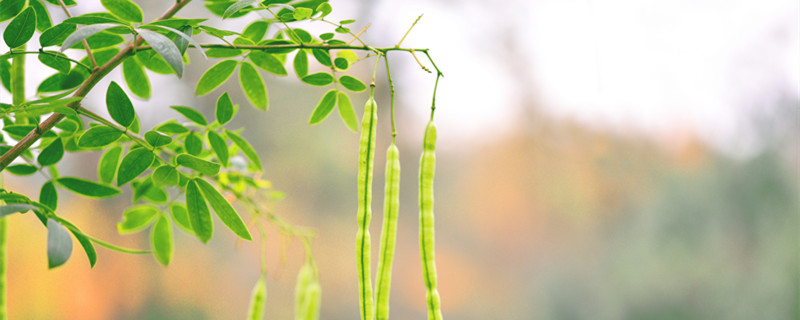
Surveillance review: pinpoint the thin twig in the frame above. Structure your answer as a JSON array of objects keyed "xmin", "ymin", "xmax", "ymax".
[{"xmin": 56, "ymin": 0, "xmax": 97, "ymax": 69}]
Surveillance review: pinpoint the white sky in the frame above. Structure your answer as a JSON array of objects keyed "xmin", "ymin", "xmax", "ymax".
[{"xmin": 368, "ymin": 0, "xmax": 800, "ymax": 152}]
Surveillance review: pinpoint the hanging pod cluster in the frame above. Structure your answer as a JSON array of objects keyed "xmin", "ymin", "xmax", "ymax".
[{"xmin": 355, "ymin": 56, "xmax": 443, "ymax": 320}]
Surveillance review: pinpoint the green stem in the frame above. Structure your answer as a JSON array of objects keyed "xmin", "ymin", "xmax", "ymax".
[
  {"xmin": 384, "ymin": 55, "xmax": 397, "ymax": 140},
  {"xmin": 0, "ymin": 44, "xmax": 25, "ymax": 320}
]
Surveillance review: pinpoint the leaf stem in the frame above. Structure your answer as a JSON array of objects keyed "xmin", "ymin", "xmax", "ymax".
[{"xmin": 384, "ymin": 55, "xmax": 397, "ymax": 140}]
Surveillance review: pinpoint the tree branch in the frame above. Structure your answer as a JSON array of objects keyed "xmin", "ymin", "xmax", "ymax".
[{"xmin": 0, "ymin": 0, "xmax": 194, "ymax": 172}]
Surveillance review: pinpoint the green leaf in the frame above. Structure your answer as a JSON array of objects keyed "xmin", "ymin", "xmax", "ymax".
[
  {"xmin": 106, "ymin": 81, "xmax": 136, "ymax": 127},
  {"xmin": 60, "ymin": 24, "xmax": 116, "ymax": 52},
  {"xmin": 100, "ymin": 0, "xmax": 143, "ymax": 23},
  {"xmin": 151, "ymin": 215, "xmax": 173, "ymax": 265},
  {"xmin": 78, "ymin": 125, "xmax": 123, "ymax": 148},
  {"xmin": 117, "ymin": 148, "xmax": 155, "ymax": 186},
  {"xmin": 38, "ymin": 137, "xmax": 64, "ymax": 166},
  {"xmin": 30, "ymin": 0, "xmax": 52, "ymax": 32},
  {"xmin": 339, "ymin": 75, "xmax": 367, "ymax": 92},
  {"xmin": 67, "ymin": 228, "xmax": 97, "ymax": 267},
  {"xmin": 207, "ymin": 131, "xmax": 229, "ymax": 167},
  {"xmin": 216, "ymin": 92, "xmax": 234, "ymax": 125},
  {"xmin": 39, "ymin": 23, "xmax": 77, "ymax": 47},
  {"xmin": 58, "ymin": 177, "xmax": 122, "ymax": 198},
  {"xmin": 47, "ymin": 218, "xmax": 73, "ymax": 269},
  {"xmin": 309, "ymin": 89, "xmax": 338, "ymax": 124},
  {"xmin": 333, "ymin": 57, "xmax": 349, "ymax": 70},
  {"xmin": 39, "ymin": 180, "xmax": 58, "ymax": 210},
  {"xmin": 184, "ymin": 132, "xmax": 203, "ymax": 156},
  {"xmin": 38, "ymin": 51, "xmax": 71, "ymax": 73},
  {"xmin": 196, "ymin": 60, "xmax": 238, "ymax": 96},
  {"xmin": 6, "ymin": 164, "xmax": 38, "ymax": 176},
  {"xmin": 293, "ymin": 50, "xmax": 308, "ymax": 77},
  {"xmin": 4, "ymin": 7, "xmax": 36, "ymax": 48},
  {"xmin": 63, "ymin": 13, "xmax": 124, "ymax": 25},
  {"xmin": 0, "ymin": 0, "xmax": 26, "ymax": 22},
  {"xmin": 194, "ymin": 178, "xmax": 251, "ymax": 240},
  {"xmin": 336, "ymin": 50, "xmax": 358, "ymax": 62},
  {"xmin": 225, "ymin": 129, "xmax": 262, "ymax": 171},
  {"xmin": 122, "ymin": 56, "xmax": 151, "ymax": 99},
  {"xmin": 293, "ymin": 7, "xmax": 312, "ymax": 20},
  {"xmin": 337, "ymin": 91, "xmax": 359, "ymax": 132},
  {"xmin": 316, "ymin": 2, "xmax": 332, "ymax": 18},
  {"xmin": 243, "ymin": 20, "xmax": 268, "ymax": 41},
  {"xmin": 185, "ymin": 180, "xmax": 213, "ymax": 243},
  {"xmin": 248, "ymin": 51, "xmax": 287, "ymax": 76},
  {"xmin": 136, "ymin": 51, "xmax": 173, "ymax": 74},
  {"xmin": 155, "ymin": 120, "xmax": 189, "ymax": 134},
  {"xmin": 311, "ymin": 48, "xmax": 331, "ymax": 67},
  {"xmin": 222, "ymin": 0, "xmax": 260, "ymax": 19},
  {"xmin": 0, "ymin": 204, "xmax": 38, "ymax": 217},
  {"xmin": 117, "ymin": 205, "xmax": 158, "ymax": 234},
  {"xmin": 170, "ymin": 203, "xmax": 193, "ymax": 234},
  {"xmin": 144, "ymin": 131, "xmax": 172, "ymax": 147},
  {"xmin": 239, "ymin": 62, "xmax": 268, "ymax": 110},
  {"xmin": 69, "ymin": 31, "xmax": 125, "ymax": 49},
  {"xmin": 152, "ymin": 165, "xmax": 179, "ymax": 186},
  {"xmin": 137, "ymin": 29, "xmax": 183, "ymax": 78},
  {"xmin": 1, "ymin": 59, "xmax": 11, "ymax": 91},
  {"xmin": 205, "ymin": 47, "xmax": 242, "ymax": 58},
  {"xmin": 98, "ymin": 145, "xmax": 123, "ymax": 184},
  {"xmin": 177, "ymin": 154, "xmax": 220, "ymax": 176},
  {"xmin": 301, "ymin": 72, "xmax": 334, "ymax": 86},
  {"xmin": 170, "ymin": 106, "xmax": 207, "ymax": 126}
]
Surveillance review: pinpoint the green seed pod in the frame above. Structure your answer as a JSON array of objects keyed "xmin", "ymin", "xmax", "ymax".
[
  {"xmin": 295, "ymin": 263, "xmax": 314, "ymax": 320},
  {"xmin": 375, "ymin": 143, "xmax": 401, "ymax": 320},
  {"xmin": 356, "ymin": 96, "xmax": 378, "ymax": 320},
  {"xmin": 419, "ymin": 120, "xmax": 443, "ymax": 320},
  {"xmin": 247, "ymin": 275, "xmax": 267, "ymax": 320}
]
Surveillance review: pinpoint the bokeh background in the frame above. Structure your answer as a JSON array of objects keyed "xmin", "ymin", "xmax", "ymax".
[{"xmin": 1, "ymin": 0, "xmax": 798, "ymax": 319}]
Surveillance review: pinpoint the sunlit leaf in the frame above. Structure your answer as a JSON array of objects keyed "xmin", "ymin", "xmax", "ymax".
[
  {"xmin": 100, "ymin": 0, "xmax": 143, "ymax": 23},
  {"xmin": 301, "ymin": 72, "xmax": 334, "ymax": 86},
  {"xmin": 151, "ymin": 214, "xmax": 173, "ymax": 265},
  {"xmin": 58, "ymin": 177, "xmax": 121, "ymax": 198},
  {"xmin": 196, "ymin": 60, "xmax": 238, "ymax": 96},
  {"xmin": 122, "ymin": 57, "xmax": 150, "ymax": 99},
  {"xmin": 337, "ymin": 91, "xmax": 359, "ymax": 132},
  {"xmin": 144, "ymin": 131, "xmax": 172, "ymax": 147},
  {"xmin": 309, "ymin": 89, "xmax": 338, "ymax": 124},
  {"xmin": 339, "ymin": 75, "xmax": 367, "ymax": 92},
  {"xmin": 38, "ymin": 51, "xmax": 71, "ymax": 73},
  {"xmin": 30, "ymin": 0, "xmax": 52, "ymax": 32},
  {"xmin": 177, "ymin": 154, "xmax": 220, "ymax": 176},
  {"xmin": 225, "ymin": 129, "xmax": 262, "ymax": 171},
  {"xmin": 207, "ymin": 130, "xmax": 229, "ymax": 167},
  {"xmin": 98, "ymin": 145, "xmax": 123, "ymax": 184},
  {"xmin": 311, "ymin": 48, "xmax": 331, "ymax": 67},
  {"xmin": 194, "ymin": 178, "xmax": 251, "ymax": 240},
  {"xmin": 216, "ymin": 92, "xmax": 234, "ymax": 125},
  {"xmin": 152, "ymin": 165, "xmax": 180, "ymax": 186},
  {"xmin": 185, "ymin": 132, "xmax": 203, "ymax": 156},
  {"xmin": 117, "ymin": 205, "xmax": 158, "ymax": 234},
  {"xmin": 5, "ymin": 164, "xmax": 37, "ymax": 176},
  {"xmin": 37, "ymin": 137, "xmax": 64, "ymax": 166},
  {"xmin": 0, "ymin": 0, "xmax": 26, "ymax": 22},
  {"xmin": 186, "ymin": 179, "xmax": 213, "ymax": 243},
  {"xmin": 39, "ymin": 180, "xmax": 58, "ymax": 211},
  {"xmin": 78, "ymin": 126, "xmax": 123, "ymax": 148},
  {"xmin": 239, "ymin": 61, "xmax": 268, "ymax": 110},
  {"xmin": 117, "ymin": 148, "xmax": 155, "ymax": 186},
  {"xmin": 249, "ymin": 51, "xmax": 287, "ymax": 76},
  {"xmin": 293, "ymin": 50, "xmax": 308, "ymax": 78}
]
